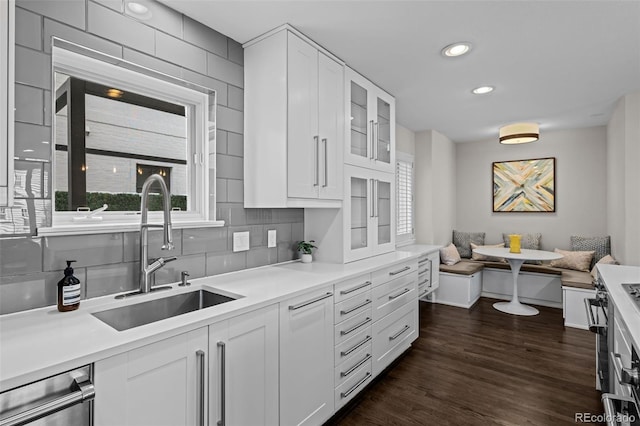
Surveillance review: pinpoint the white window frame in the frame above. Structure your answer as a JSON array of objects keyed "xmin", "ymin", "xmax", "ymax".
[
  {"xmin": 396, "ymin": 152, "xmax": 415, "ymax": 246},
  {"xmin": 38, "ymin": 40, "xmax": 222, "ymax": 236}
]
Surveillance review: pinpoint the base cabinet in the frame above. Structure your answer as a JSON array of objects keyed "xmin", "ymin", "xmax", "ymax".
[
  {"xmin": 280, "ymin": 286, "xmax": 335, "ymax": 426},
  {"xmin": 94, "ymin": 327, "xmax": 209, "ymax": 426},
  {"xmin": 209, "ymin": 305, "xmax": 279, "ymax": 426}
]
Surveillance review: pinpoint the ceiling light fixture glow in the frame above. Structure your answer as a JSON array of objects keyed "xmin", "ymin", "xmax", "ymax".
[
  {"xmin": 126, "ymin": 2, "xmax": 148, "ymax": 15},
  {"xmin": 472, "ymin": 86, "xmax": 494, "ymax": 95},
  {"xmin": 499, "ymin": 122, "xmax": 539, "ymax": 144},
  {"xmin": 441, "ymin": 42, "xmax": 472, "ymax": 57}
]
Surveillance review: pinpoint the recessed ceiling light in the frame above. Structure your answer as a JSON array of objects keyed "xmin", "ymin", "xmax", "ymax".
[
  {"xmin": 23, "ymin": 149, "xmax": 34, "ymax": 153},
  {"xmin": 472, "ymin": 86, "xmax": 494, "ymax": 95},
  {"xmin": 126, "ymin": 2, "xmax": 148, "ymax": 15},
  {"xmin": 441, "ymin": 42, "xmax": 472, "ymax": 57},
  {"xmin": 106, "ymin": 88, "xmax": 123, "ymax": 98}
]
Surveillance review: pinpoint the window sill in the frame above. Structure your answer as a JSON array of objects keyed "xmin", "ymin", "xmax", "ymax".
[{"xmin": 37, "ymin": 220, "xmax": 225, "ymax": 237}]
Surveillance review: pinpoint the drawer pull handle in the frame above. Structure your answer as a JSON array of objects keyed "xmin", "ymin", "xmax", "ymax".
[
  {"xmin": 289, "ymin": 292, "xmax": 333, "ymax": 311},
  {"xmin": 388, "ymin": 288, "xmax": 411, "ymax": 300},
  {"xmin": 341, "ymin": 372, "xmax": 372, "ymax": 399},
  {"xmin": 341, "ymin": 335, "xmax": 372, "ymax": 357},
  {"xmin": 341, "ymin": 317, "xmax": 372, "ymax": 336},
  {"xmin": 389, "ymin": 325, "xmax": 411, "ymax": 341},
  {"xmin": 389, "ymin": 265, "xmax": 411, "ymax": 276},
  {"xmin": 418, "ymin": 258, "xmax": 429, "ymax": 264},
  {"xmin": 418, "ymin": 268, "xmax": 429, "ymax": 275},
  {"xmin": 340, "ymin": 299, "xmax": 372, "ymax": 315},
  {"xmin": 418, "ymin": 279, "xmax": 429, "ymax": 287},
  {"xmin": 340, "ymin": 281, "xmax": 371, "ymax": 295},
  {"xmin": 419, "ymin": 289, "xmax": 429, "ymax": 298},
  {"xmin": 341, "ymin": 354, "xmax": 372, "ymax": 378}
]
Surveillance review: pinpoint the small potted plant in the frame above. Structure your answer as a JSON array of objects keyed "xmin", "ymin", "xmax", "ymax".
[{"xmin": 296, "ymin": 240, "xmax": 317, "ymax": 263}]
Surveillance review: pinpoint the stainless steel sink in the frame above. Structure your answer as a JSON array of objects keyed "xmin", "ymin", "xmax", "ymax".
[{"xmin": 92, "ymin": 289, "xmax": 236, "ymax": 331}]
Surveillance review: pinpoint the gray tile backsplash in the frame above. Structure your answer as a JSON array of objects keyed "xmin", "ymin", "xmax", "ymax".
[
  {"xmin": 1, "ymin": 0, "xmax": 305, "ymax": 315},
  {"xmin": 15, "ymin": 7, "xmax": 42, "ymax": 50},
  {"xmin": 88, "ymin": 2, "xmax": 156, "ymax": 55}
]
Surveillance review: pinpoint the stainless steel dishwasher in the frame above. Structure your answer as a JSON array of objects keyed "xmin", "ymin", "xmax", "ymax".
[{"xmin": 0, "ymin": 365, "xmax": 94, "ymax": 426}]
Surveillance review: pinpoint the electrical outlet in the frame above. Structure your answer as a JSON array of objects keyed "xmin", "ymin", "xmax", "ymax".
[
  {"xmin": 268, "ymin": 229, "xmax": 277, "ymax": 248},
  {"xmin": 233, "ymin": 231, "xmax": 250, "ymax": 252}
]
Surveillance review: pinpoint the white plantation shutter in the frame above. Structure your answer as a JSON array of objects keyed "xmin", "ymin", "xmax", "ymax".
[{"xmin": 396, "ymin": 155, "xmax": 414, "ymax": 243}]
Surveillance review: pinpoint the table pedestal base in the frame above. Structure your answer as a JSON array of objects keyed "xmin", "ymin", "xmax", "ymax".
[{"xmin": 493, "ymin": 301, "xmax": 539, "ymax": 316}]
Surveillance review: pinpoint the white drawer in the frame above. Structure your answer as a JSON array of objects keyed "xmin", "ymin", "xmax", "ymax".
[
  {"xmin": 334, "ymin": 309, "xmax": 372, "ymax": 346},
  {"xmin": 371, "ymin": 260, "xmax": 418, "ymax": 287},
  {"xmin": 334, "ymin": 361, "xmax": 372, "ymax": 411},
  {"xmin": 334, "ymin": 274, "xmax": 372, "ymax": 304},
  {"xmin": 335, "ymin": 290, "xmax": 372, "ymax": 324},
  {"xmin": 417, "ymin": 285, "xmax": 430, "ymax": 299},
  {"xmin": 372, "ymin": 272, "xmax": 418, "ymax": 321},
  {"xmin": 334, "ymin": 343, "xmax": 372, "ymax": 387},
  {"xmin": 372, "ymin": 299, "xmax": 418, "ymax": 376},
  {"xmin": 334, "ymin": 326, "xmax": 372, "ymax": 366}
]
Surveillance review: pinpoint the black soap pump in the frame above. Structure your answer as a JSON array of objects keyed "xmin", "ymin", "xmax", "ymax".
[{"xmin": 57, "ymin": 260, "xmax": 81, "ymax": 312}]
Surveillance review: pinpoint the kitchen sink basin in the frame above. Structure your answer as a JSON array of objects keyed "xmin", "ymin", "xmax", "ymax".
[{"xmin": 92, "ymin": 289, "xmax": 236, "ymax": 331}]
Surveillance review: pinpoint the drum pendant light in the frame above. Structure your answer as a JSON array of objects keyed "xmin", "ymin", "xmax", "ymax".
[{"xmin": 499, "ymin": 123, "xmax": 539, "ymax": 144}]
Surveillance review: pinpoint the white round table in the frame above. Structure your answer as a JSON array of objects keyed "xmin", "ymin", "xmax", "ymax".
[{"xmin": 472, "ymin": 247, "xmax": 563, "ymax": 316}]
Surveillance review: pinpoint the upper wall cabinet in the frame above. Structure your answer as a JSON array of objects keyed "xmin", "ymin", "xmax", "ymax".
[
  {"xmin": 346, "ymin": 68, "xmax": 395, "ymax": 174},
  {"xmin": 0, "ymin": 0, "xmax": 14, "ymax": 207},
  {"xmin": 244, "ymin": 26, "xmax": 345, "ymax": 208}
]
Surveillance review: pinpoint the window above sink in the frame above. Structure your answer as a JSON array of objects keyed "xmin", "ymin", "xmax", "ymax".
[{"xmin": 38, "ymin": 38, "xmax": 223, "ymax": 236}]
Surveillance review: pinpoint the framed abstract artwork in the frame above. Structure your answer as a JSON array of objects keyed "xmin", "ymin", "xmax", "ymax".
[{"xmin": 492, "ymin": 157, "xmax": 555, "ymax": 212}]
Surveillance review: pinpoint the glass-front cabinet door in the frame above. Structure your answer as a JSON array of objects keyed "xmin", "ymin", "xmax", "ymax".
[
  {"xmin": 344, "ymin": 165, "xmax": 395, "ymax": 262},
  {"xmin": 345, "ymin": 67, "xmax": 395, "ymax": 174}
]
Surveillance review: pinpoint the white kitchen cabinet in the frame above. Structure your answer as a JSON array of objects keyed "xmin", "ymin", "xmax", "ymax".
[
  {"xmin": 344, "ymin": 165, "xmax": 395, "ymax": 262},
  {"xmin": 280, "ymin": 286, "xmax": 335, "ymax": 425},
  {"xmin": 345, "ymin": 67, "xmax": 395, "ymax": 174},
  {"xmin": 209, "ymin": 305, "xmax": 279, "ymax": 426},
  {"xmin": 418, "ymin": 251, "xmax": 440, "ymax": 299},
  {"xmin": 94, "ymin": 327, "xmax": 209, "ymax": 426},
  {"xmin": 0, "ymin": 0, "xmax": 14, "ymax": 206},
  {"xmin": 244, "ymin": 25, "xmax": 344, "ymax": 208}
]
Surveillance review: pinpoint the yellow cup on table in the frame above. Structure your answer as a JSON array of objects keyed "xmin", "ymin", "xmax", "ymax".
[{"xmin": 509, "ymin": 234, "xmax": 521, "ymax": 253}]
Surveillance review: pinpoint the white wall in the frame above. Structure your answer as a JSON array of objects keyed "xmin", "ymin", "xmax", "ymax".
[
  {"xmin": 396, "ymin": 124, "xmax": 415, "ymax": 155},
  {"xmin": 415, "ymin": 129, "xmax": 456, "ymax": 245},
  {"xmin": 455, "ymin": 126, "xmax": 607, "ymax": 251},
  {"xmin": 607, "ymin": 91, "xmax": 640, "ymax": 265}
]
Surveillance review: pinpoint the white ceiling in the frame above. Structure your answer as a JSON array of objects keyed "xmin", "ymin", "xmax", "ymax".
[{"xmin": 162, "ymin": 0, "xmax": 640, "ymax": 142}]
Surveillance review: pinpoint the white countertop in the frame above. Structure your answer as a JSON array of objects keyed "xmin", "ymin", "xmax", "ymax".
[
  {"xmin": 0, "ymin": 246, "xmax": 439, "ymax": 392},
  {"xmin": 597, "ymin": 264, "xmax": 640, "ymax": 348}
]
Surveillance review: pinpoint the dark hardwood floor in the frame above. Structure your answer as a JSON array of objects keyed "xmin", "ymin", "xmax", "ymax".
[{"xmin": 329, "ymin": 298, "xmax": 604, "ymax": 426}]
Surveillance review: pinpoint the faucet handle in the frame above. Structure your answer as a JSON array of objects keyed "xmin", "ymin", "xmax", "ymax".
[{"xmin": 180, "ymin": 271, "xmax": 191, "ymax": 287}]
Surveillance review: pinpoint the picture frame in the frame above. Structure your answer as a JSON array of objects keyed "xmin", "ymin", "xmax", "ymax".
[{"xmin": 492, "ymin": 157, "xmax": 555, "ymax": 213}]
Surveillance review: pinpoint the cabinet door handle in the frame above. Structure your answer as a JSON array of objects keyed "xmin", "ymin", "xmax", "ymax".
[
  {"xmin": 322, "ymin": 138, "xmax": 328, "ymax": 188},
  {"xmin": 389, "ymin": 325, "xmax": 411, "ymax": 341},
  {"xmin": 313, "ymin": 136, "xmax": 319, "ymax": 187},
  {"xmin": 341, "ymin": 335, "xmax": 372, "ymax": 357},
  {"xmin": 341, "ymin": 353, "xmax": 372, "ymax": 378},
  {"xmin": 389, "ymin": 265, "xmax": 411, "ymax": 276},
  {"xmin": 217, "ymin": 342, "xmax": 226, "ymax": 426},
  {"xmin": 341, "ymin": 372, "xmax": 372, "ymax": 399},
  {"xmin": 340, "ymin": 299, "xmax": 371, "ymax": 315},
  {"xmin": 388, "ymin": 288, "xmax": 411, "ymax": 300},
  {"xmin": 369, "ymin": 120, "xmax": 375, "ymax": 159},
  {"xmin": 340, "ymin": 281, "xmax": 371, "ymax": 295},
  {"xmin": 374, "ymin": 121, "xmax": 379, "ymax": 161},
  {"xmin": 289, "ymin": 292, "xmax": 333, "ymax": 310},
  {"xmin": 374, "ymin": 179, "xmax": 378, "ymax": 218},
  {"xmin": 370, "ymin": 179, "xmax": 375, "ymax": 218},
  {"xmin": 196, "ymin": 350, "xmax": 205, "ymax": 426},
  {"xmin": 340, "ymin": 317, "xmax": 371, "ymax": 336}
]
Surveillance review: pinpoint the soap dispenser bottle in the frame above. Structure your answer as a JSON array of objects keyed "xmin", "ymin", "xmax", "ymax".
[{"xmin": 57, "ymin": 260, "xmax": 81, "ymax": 312}]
